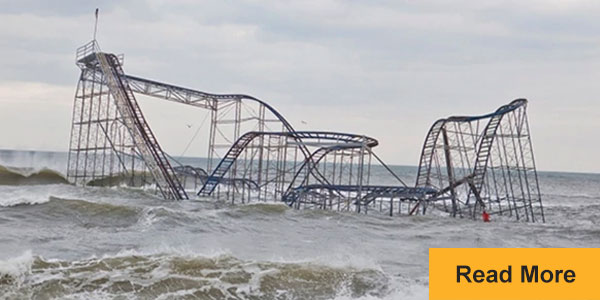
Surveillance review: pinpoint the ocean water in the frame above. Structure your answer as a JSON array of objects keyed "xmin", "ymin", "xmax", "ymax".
[{"xmin": 1, "ymin": 149, "xmax": 599, "ymax": 299}]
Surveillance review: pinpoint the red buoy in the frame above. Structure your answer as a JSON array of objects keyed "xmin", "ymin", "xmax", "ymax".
[{"xmin": 482, "ymin": 210, "xmax": 490, "ymax": 222}]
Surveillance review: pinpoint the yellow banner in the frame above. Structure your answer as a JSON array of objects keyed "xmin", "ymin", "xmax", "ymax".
[{"xmin": 429, "ymin": 248, "xmax": 599, "ymax": 300}]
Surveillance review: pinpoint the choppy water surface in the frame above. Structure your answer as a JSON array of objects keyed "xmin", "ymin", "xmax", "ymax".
[{"xmin": 1, "ymin": 150, "xmax": 599, "ymax": 299}]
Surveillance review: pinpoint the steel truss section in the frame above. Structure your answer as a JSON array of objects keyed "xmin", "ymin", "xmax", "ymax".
[
  {"xmin": 68, "ymin": 41, "xmax": 187, "ymax": 199},
  {"xmin": 414, "ymin": 99, "xmax": 544, "ymax": 222}
]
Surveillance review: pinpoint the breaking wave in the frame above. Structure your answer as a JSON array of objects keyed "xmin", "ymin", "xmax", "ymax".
[
  {"xmin": 0, "ymin": 164, "xmax": 154, "ymax": 188},
  {"xmin": 4, "ymin": 197, "xmax": 142, "ymax": 228},
  {"xmin": 1, "ymin": 196, "xmax": 206, "ymax": 231},
  {"xmin": 0, "ymin": 165, "xmax": 68, "ymax": 186},
  {"xmin": 0, "ymin": 251, "xmax": 390, "ymax": 299}
]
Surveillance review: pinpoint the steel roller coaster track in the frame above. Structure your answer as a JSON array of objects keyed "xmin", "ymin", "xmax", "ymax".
[{"xmin": 67, "ymin": 40, "xmax": 544, "ymax": 222}]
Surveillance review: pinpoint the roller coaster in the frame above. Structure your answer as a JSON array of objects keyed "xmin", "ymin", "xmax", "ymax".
[{"xmin": 67, "ymin": 40, "xmax": 544, "ymax": 222}]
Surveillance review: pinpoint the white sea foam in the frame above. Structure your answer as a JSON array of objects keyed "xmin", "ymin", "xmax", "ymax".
[
  {"xmin": 1, "ymin": 249, "xmax": 390, "ymax": 299},
  {"xmin": 0, "ymin": 186, "xmax": 52, "ymax": 206},
  {"xmin": 0, "ymin": 250, "xmax": 33, "ymax": 279}
]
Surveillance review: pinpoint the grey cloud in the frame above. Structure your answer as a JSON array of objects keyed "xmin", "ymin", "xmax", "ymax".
[{"xmin": 0, "ymin": 0, "xmax": 599, "ymax": 172}]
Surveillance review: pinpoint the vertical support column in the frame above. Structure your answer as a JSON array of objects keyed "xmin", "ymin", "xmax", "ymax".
[
  {"xmin": 256, "ymin": 104, "xmax": 265, "ymax": 200},
  {"xmin": 231, "ymin": 99, "xmax": 242, "ymax": 202},
  {"xmin": 67, "ymin": 72, "xmax": 85, "ymax": 184},
  {"xmin": 441, "ymin": 128, "xmax": 458, "ymax": 217},
  {"xmin": 524, "ymin": 113, "xmax": 544, "ymax": 222},
  {"xmin": 356, "ymin": 137, "xmax": 365, "ymax": 213},
  {"xmin": 207, "ymin": 100, "xmax": 217, "ymax": 173}
]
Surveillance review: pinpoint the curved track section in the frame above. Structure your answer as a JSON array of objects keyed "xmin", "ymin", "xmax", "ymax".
[
  {"xmin": 124, "ymin": 74, "xmax": 297, "ymax": 135},
  {"xmin": 414, "ymin": 99, "xmax": 543, "ymax": 222},
  {"xmin": 416, "ymin": 99, "xmax": 527, "ymax": 187},
  {"xmin": 198, "ymin": 131, "xmax": 378, "ymax": 196},
  {"xmin": 121, "ymin": 71, "xmax": 336, "ymax": 195}
]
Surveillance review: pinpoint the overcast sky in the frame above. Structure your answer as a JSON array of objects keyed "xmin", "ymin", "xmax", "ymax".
[{"xmin": 1, "ymin": 0, "xmax": 599, "ymax": 173}]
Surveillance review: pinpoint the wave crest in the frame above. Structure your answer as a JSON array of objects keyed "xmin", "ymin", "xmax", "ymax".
[{"xmin": 0, "ymin": 165, "xmax": 68, "ymax": 186}]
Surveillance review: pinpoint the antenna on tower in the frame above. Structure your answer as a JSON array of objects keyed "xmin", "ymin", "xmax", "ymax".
[{"xmin": 93, "ymin": 8, "xmax": 99, "ymax": 41}]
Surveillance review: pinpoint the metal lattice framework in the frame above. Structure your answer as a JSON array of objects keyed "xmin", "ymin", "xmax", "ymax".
[
  {"xmin": 68, "ymin": 42, "xmax": 186, "ymax": 199},
  {"xmin": 414, "ymin": 99, "xmax": 544, "ymax": 222},
  {"xmin": 66, "ymin": 40, "xmax": 543, "ymax": 222}
]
